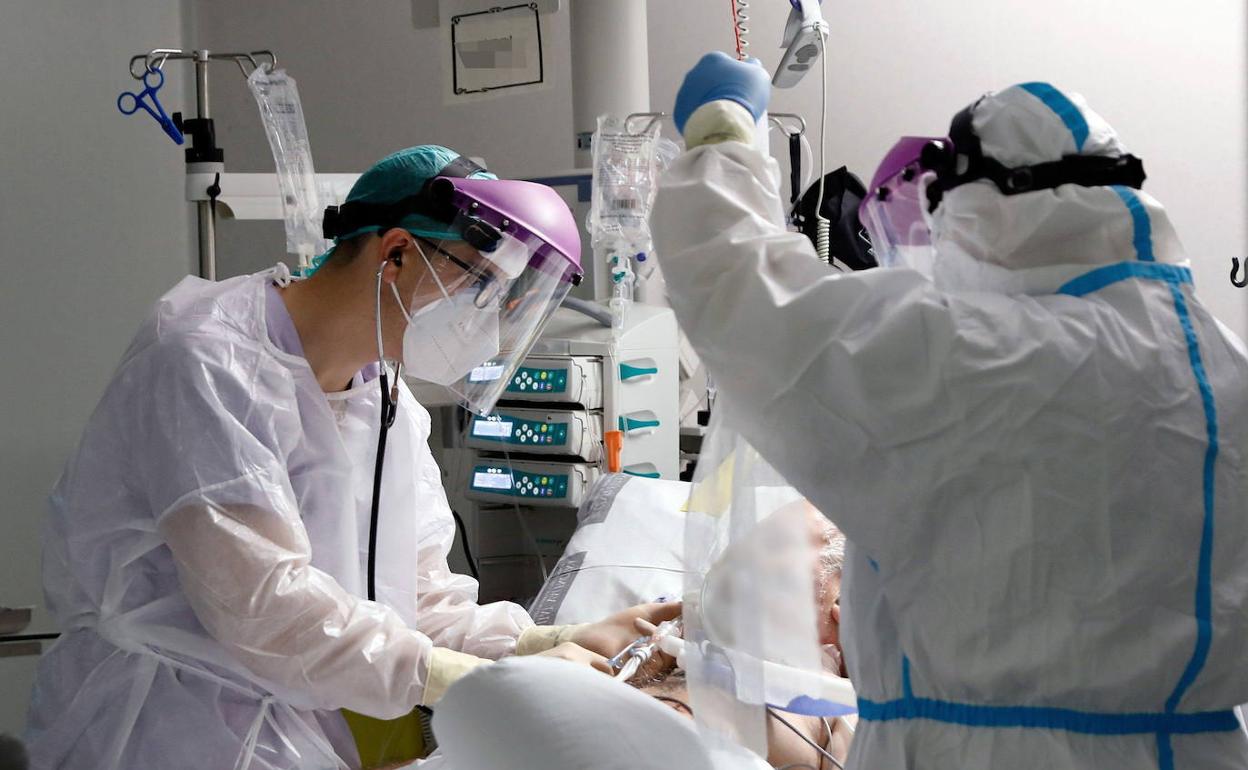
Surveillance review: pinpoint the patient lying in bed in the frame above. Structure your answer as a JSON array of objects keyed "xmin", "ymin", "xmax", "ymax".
[
  {"xmin": 426, "ymin": 496, "xmax": 853, "ymax": 770},
  {"xmin": 634, "ymin": 669, "xmax": 854, "ymax": 769},
  {"xmin": 430, "ymin": 505, "xmax": 852, "ymax": 770},
  {"xmin": 629, "ymin": 504, "xmax": 853, "ymax": 769}
]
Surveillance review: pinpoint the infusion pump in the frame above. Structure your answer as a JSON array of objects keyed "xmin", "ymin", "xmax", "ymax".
[
  {"xmin": 454, "ymin": 302, "xmax": 680, "ymax": 601},
  {"xmin": 463, "ymin": 303, "xmax": 679, "ymax": 508}
]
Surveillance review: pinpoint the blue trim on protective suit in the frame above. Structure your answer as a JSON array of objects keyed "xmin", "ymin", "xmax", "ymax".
[
  {"xmin": 1058, "ymin": 262, "xmax": 1191, "ymax": 297},
  {"xmin": 1025, "ymin": 85, "xmax": 1157, "ymax": 271},
  {"xmin": 861, "ymin": 264, "xmax": 1228, "ymax": 768},
  {"xmin": 1163, "ymin": 282, "xmax": 1219, "ymax": 713},
  {"xmin": 1154, "ymin": 281, "xmax": 1221, "ymax": 770},
  {"xmin": 1019, "ymin": 82, "xmax": 1089, "ymax": 151},
  {"xmin": 856, "ymin": 697, "xmax": 1238, "ymax": 736},
  {"xmin": 1111, "ymin": 186, "xmax": 1156, "ymax": 262}
]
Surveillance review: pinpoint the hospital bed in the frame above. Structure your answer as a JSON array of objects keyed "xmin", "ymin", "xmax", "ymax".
[
  {"xmin": 418, "ymin": 473, "xmax": 862, "ymax": 769},
  {"xmin": 384, "ymin": 474, "xmax": 697, "ymax": 769},
  {"xmin": 413, "ymin": 473, "xmax": 771, "ymax": 770}
]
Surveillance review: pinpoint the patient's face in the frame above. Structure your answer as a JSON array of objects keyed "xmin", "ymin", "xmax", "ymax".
[{"xmin": 806, "ymin": 505, "xmax": 845, "ymax": 674}]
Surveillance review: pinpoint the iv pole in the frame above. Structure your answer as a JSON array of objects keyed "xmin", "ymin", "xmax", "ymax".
[{"xmin": 127, "ymin": 48, "xmax": 277, "ymax": 280}]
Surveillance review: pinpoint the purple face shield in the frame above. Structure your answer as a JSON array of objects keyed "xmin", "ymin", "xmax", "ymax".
[
  {"xmin": 858, "ymin": 136, "xmax": 950, "ymax": 271},
  {"xmin": 417, "ymin": 176, "xmax": 583, "ymax": 415},
  {"xmin": 437, "ymin": 176, "xmax": 583, "ymax": 282}
]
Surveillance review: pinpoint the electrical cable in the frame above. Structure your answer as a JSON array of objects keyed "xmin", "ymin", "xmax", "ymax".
[
  {"xmin": 450, "ymin": 508, "xmax": 480, "ymax": 580},
  {"xmin": 730, "ymin": 0, "xmax": 750, "ymax": 60},
  {"xmin": 502, "ymin": 446, "xmax": 549, "ymax": 583},
  {"xmin": 813, "ymin": 29, "xmax": 832, "ymax": 269},
  {"xmin": 767, "ymin": 707, "xmax": 845, "ymax": 770},
  {"xmin": 820, "ymin": 717, "xmax": 835, "ymax": 770}
]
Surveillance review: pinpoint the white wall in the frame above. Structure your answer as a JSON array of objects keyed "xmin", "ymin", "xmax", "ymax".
[
  {"xmin": 0, "ymin": 0, "xmax": 193, "ymax": 736},
  {"xmin": 192, "ymin": 0, "xmax": 1246, "ymax": 334},
  {"xmin": 650, "ymin": 0, "xmax": 1248, "ymax": 335},
  {"xmin": 192, "ymin": 0, "xmax": 579, "ymax": 277}
]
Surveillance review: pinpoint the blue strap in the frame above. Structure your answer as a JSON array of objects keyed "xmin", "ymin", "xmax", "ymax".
[
  {"xmin": 1058, "ymin": 262, "xmax": 1191, "ymax": 297},
  {"xmin": 857, "ymin": 696, "xmax": 1239, "ymax": 736},
  {"xmin": 1018, "ymin": 82, "xmax": 1090, "ymax": 151}
]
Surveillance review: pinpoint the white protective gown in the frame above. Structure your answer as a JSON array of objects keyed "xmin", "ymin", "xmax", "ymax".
[
  {"xmin": 653, "ymin": 85, "xmax": 1248, "ymax": 769},
  {"xmin": 25, "ymin": 268, "xmax": 533, "ymax": 770}
]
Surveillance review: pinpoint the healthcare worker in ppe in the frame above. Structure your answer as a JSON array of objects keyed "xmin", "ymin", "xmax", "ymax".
[
  {"xmin": 27, "ymin": 145, "xmax": 679, "ymax": 770},
  {"xmin": 653, "ymin": 53, "xmax": 1248, "ymax": 769}
]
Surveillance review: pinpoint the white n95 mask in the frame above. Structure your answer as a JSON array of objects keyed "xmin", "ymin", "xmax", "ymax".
[{"xmin": 392, "ymin": 265, "xmax": 501, "ymax": 387}]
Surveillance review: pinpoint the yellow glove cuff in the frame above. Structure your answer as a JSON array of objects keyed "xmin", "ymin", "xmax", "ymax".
[
  {"xmin": 684, "ymin": 100, "xmax": 757, "ymax": 149},
  {"xmin": 515, "ymin": 623, "xmax": 590, "ymax": 656},
  {"xmin": 421, "ymin": 647, "xmax": 489, "ymax": 707}
]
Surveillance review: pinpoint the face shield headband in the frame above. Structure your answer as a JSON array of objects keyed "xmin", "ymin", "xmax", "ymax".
[
  {"xmin": 321, "ymin": 155, "xmax": 505, "ymax": 253},
  {"xmin": 919, "ymin": 98, "xmax": 1148, "ymax": 213}
]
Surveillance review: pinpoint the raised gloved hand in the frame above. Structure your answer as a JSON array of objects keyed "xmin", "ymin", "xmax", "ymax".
[{"xmin": 673, "ymin": 51, "xmax": 772, "ymax": 135}]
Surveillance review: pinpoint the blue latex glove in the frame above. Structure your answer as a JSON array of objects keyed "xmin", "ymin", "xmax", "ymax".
[{"xmin": 673, "ymin": 52, "xmax": 772, "ymax": 134}]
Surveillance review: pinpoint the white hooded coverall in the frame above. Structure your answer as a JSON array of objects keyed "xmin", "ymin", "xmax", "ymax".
[{"xmin": 653, "ymin": 84, "xmax": 1248, "ymax": 768}]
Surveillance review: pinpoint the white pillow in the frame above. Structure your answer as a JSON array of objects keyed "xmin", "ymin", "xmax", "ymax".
[{"xmin": 529, "ymin": 474, "xmax": 697, "ymax": 624}]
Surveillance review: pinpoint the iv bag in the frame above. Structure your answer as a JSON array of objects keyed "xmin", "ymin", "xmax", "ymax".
[
  {"xmin": 587, "ymin": 115, "xmax": 667, "ymax": 248},
  {"xmin": 247, "ymin": 66, "xmax": 331, "ymax": 266}
]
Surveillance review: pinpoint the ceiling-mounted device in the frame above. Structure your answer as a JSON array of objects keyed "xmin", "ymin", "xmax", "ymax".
[{"xmin": 773, "ymin": 0, "xmax": 828, "ymax": 89}]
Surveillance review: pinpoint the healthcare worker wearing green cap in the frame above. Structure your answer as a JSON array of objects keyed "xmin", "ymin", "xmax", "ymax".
[{"xmin": 26, "ymin": 145, "xmax": 678, "ymax": 770}]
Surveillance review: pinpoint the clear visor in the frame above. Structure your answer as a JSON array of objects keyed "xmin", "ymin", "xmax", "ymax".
[
  {"xmin": 452, "ymin": 211, "xmax": 530, "ymax": 279},
  {"xmin": 404, "ymin": 232, "xmax": 573, "ymax": 415},
  {"xmin": 860, "ymin": 165, "xmax": 935, "ymax": 271}
]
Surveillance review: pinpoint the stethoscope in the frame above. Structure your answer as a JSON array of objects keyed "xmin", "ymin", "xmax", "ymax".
[{"xmin": 368, "ymin": 257, "xmax": 403, "ymax": 602}]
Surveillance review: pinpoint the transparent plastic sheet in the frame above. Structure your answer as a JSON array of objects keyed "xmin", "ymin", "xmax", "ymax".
[
  {"xmin": 247, "ymin": 66, "xmax": 332, "ymax": 268},
  {"xmin": 682, "ymin": 409, "xmax": 849, "ymax": 761}
]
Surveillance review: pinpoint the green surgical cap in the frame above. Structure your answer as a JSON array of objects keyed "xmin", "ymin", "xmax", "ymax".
[{"xmin": 306, "ymin": 145, "xmax": 496, "ymax": 275}]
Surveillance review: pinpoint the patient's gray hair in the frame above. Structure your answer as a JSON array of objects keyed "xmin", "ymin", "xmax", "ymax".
[
  {"xmin": 816, "ymin": 517, "xmax": 845, "ymax": 574},
  {"xmin": 810, "ymin": 511, "xmax": 845, "ymax": 604}
]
